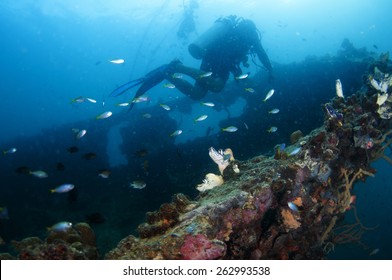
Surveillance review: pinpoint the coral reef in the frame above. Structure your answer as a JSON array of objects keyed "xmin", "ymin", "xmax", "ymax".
[
  {"xmin": 106, "ymin": 64, "xmax": 392, "ymax": 260},
  {"xmin": 3, "ymin": 223, "xmax": 98, "ymax": 260}
]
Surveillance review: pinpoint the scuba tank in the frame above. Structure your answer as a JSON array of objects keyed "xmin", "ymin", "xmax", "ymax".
[{"xmin": 188, "ymin": 15, "xmax": 238, "ymax": 59}]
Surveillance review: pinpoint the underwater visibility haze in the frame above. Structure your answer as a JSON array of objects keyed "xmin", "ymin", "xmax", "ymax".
[{"xmin": 0, "ymin": 0, "xmax": 391, "ymax": 260}]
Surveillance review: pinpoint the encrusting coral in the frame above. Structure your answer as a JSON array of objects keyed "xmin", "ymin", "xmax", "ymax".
[
  {"xmin": 281, "ymin": 209, "xmax": 301, "ymax": 230},
  {"xmin": 8, "ymin": 223, "xmax": 98, "ymax": 260}
]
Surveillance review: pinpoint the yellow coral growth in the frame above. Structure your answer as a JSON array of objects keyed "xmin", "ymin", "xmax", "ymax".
[{"xmin": 281, "ymin": 209, "xmax": 301, "ymax": 230}]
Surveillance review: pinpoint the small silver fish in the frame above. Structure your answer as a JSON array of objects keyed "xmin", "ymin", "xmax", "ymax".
[
  {"xmin": 96, "ymin": 111, "xmax": 112, "ymax": 119},
  {"xmin": 86, "ymin": 97, "xmax": 97, "ymax": 103},
  {"xmin": 71, "ymin": 96, "xmax": 85, "ymax": 103},
  {"xmin": 109, "ymin": 58, "xmax": 125, "ymax": 64},
  {"xmin": 235, "ymin": 73, "xmax": 249, "ymax": 80},
  {"xmin": 164, "ymin": 83, "xmax": 176, "ymax": 89},
  {"xmin": 170, "ymin": 129, "xmax": 183, "ymax": 137},
  {"xmin": 269, "ymin": 109, "xmax": 280, "ymax": 114},
  {"xmin": 243, "ymin": 122, "xmax": 249, "ymax": 130},
  {"xmin": 335, "ymin": 79, "xmax": 344, "ymax": 98},
  {"xmin": 142, "ymin": 113, "xmax": 152, "ymax": 119},
  {"xmin": 132, "ymin": 96, "xmax": 149, "ymax": 103},
  {"xmin": 3, "ymin": 148, "xmax": 17, "ymax": 155},
  {"xmin": 267, "ymin": 126, "xmax": 278, "ymax": 133},
  {"xmin": 172, "ymin": 73, "xmax": 183, "ymax": 79},
  {"xmin": 30, "ymin": 170, "xmax": 48, "ymax": 178},
  {"xmin": 369, "ymin": 248, "xmax": 380, "ymax": 256},
  {"xmin": 130, "ymin": 180, "xmax": 146, "ymax": 189},
  {"xmin": 160, "ymin": 104, "xmax": 171, "ymax": 111},
  {"xmin": 194, "ymin": 115, "xmax": 208, "ymax": 122},
  {"xmin": 199, "ymin": 71, "xmax": 213, "ymax": 78},
  {"xmin": 288, "ymin": 202, "xmax": 299, "ymax": 212},
  {"xmin": 245, "ymin": 88, "xmax": 255, "ymax": 93},
  {"xmin": 222, "ymin": 126, "xmax": 238, "ymax": 132},
  {"xmin": 288, "ymin": 147, "xmax": 301, "ymax": 156},
  {"xmin": 75, "ymin": 129, "xmax": 87, "ymax": 140},
  {"xmin": 201, "ymin": 102, "xmax": 215, "ymax": 107},
  {"xmin": 50, "ymin": 184, "xmax": 74, "ymax": 193},
  {"xmin": 263, "ymin": 89, "xmax": 275, "ymax": 102},
  {"xmin": 116, "ymin": 102, "xmax": 130, "ymax": 107},
  {"xmin": 48, "ymin": 221, "xmax": 72, "ymax": 232},
  {"xmin": 98, "ymin": 170, "xmax": 111, "ymax": 179}
]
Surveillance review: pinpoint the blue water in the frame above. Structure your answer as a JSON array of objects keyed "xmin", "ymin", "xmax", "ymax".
[{"xmin": 0, "ymin": 0, "xmax": 391, "ymax": 259}]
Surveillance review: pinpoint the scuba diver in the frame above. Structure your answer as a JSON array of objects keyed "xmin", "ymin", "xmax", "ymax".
[
  {"xmin": 177, "ymin": 0, "xmax": 198, "ymax": 41},
  {"xmin": 110, "ymin": 15, "xmax": 274, "ymax": 109}
]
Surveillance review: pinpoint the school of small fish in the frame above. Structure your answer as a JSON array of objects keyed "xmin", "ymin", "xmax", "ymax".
[{"xmin": 1, "ymin": 44, "xmax": 385, "ymax": 263}]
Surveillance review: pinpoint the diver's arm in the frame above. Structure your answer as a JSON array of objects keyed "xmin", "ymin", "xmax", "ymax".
[
  {"xmin": 255, "ymin": 43, "xmax": 273, "ymax": 72},
  {"xmin": 254, "ymin": 43, "xmax": 274, "ymax": 83}
]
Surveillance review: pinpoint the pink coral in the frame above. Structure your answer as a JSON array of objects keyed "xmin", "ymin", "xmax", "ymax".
[{"xmin": 180, "ymin": 234, "xmax": 226, "ymax": 260}]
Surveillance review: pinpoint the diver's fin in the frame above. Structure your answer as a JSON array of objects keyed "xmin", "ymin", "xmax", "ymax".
[
  {"xmin": 109, "ymin": 78, "xmax": 145, "ymax": 97},
  {"xmin": 127, "ymin": 64, "xmax": 172, "ymax": 111},
  {"xmin": 128, "ymin": 100, "xmax": 136, "ymax": 112}
]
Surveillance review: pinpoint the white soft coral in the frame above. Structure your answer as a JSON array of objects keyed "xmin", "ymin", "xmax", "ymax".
[
  {"xmin": 208, "ymin": 147, "xmax": 231, "ymax": 175},
  {"xmin": 196, "ymin": 173, "xmax": 224, "ymax": 192}
]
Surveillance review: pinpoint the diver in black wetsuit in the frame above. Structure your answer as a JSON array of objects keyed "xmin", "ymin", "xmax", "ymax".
[{"xmin": 110, "ymin": 15, "xmax": 274, "ymax": 106}]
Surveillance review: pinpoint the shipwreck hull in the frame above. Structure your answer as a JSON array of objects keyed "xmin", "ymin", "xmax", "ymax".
[{"xmin": 106, "ymin": 78, "xmax": 392, "ymax": 259}]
